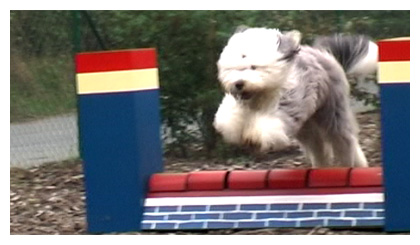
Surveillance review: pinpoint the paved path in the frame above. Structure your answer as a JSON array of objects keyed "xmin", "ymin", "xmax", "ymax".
[{"xmin": 10, "ymin": 114, "xmax": 79, "ymax": 168}]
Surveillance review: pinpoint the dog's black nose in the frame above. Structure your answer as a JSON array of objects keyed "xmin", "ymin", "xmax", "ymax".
[{"xmin": 235, "ymin": 81, "xmax": 245, "ymax": 90}]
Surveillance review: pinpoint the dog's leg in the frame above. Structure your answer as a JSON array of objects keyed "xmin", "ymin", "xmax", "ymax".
[
  {"xmin": 325, "ymin": 105, "xmax": 369, "ymax": 167},
  {"xmin": 330, "ymin": 134, "xmax": 368, "ymax": 167},
  {"xmin": 300, "ymin": 139, "xmax": 333, "ymax": 168},
  {"xmin": 318, "ymin": 79, "xmax": 369, "ymax": 167},
  {"xmin": 213, "ymin": 94, "xmax": 245, "ymax": 145},
  {"xmin": 354, "ymin": 141, "xmax": 368, "ymax": 167},
  {"xmin": 296, "ymin": 122, "xmax": 333, "ymax": 168}
]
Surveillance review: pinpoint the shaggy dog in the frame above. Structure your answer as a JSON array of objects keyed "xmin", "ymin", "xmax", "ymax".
[{"xmin": 213, "ymin": 27, "xmax": 378, "ymax": 168}]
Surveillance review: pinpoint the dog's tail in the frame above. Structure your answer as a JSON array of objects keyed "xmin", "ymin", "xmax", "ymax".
[{"xmin": 313, "ymin": 34, "xmax": 378, "ymax": 81}]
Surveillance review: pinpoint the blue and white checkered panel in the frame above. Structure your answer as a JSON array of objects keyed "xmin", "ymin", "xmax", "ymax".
[{"xmin": 141, "ymin": 195, "xmax": 384, "ymax": 230}]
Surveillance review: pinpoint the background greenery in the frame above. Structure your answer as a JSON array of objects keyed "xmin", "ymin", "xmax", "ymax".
[{"xmin": 10, "ymin": 10, "xmax": 410, "ymax": 157}]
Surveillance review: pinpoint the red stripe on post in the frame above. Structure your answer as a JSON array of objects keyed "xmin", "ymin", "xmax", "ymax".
[
  {"xmin": 228, "ymin": 170, "xmax": 269, "ymax": 190},
  {"xmin": 148, "ymin": 173, "xmax": 188, "ymax": 192},
  {"xmin": 349, "ymin": 167, "xmax": 383, "ymax": 187},
  {"xmin": 76, "ymin": 49, "xmax": 157, "ymax": 73},
  {"xmin": 378, "ymin": 40, "xmax": 410, "ymax": 62},
  {"xmin": 308, "ymin": 168, "xmax": 351, "ymax": 187},
  {"xmin": 187, "ymin": 171, "xmax": 228, "ymax": 191},
  {"xmin": 268, "ymin": 169, "xmax": 308, "ymax": 189}
]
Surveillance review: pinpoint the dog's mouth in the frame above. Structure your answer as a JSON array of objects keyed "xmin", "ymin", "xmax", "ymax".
[
  {"xmin": 239, "ymin": 92, "xmax": 252, "ymax": 100},
  {"xmin": 232, "ymin": 91, "xmax": 252, "ymax": 100}
]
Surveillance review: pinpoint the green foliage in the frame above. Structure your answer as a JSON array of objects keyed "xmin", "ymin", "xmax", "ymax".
[
  {"xmin": 10, "ymin": 10, "xmax": 410, "ymax": 157},
  {"xmin": 10, "ymin": 54, "xmax": 76, "ymax": 122}
]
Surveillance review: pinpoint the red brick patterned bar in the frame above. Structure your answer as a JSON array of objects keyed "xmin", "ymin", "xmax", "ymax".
[{"xmin": 148, "ymin": 167, "xmax": 383, "ymax": 196}]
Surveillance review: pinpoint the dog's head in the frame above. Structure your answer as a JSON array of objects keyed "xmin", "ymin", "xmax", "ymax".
[{"xmin": 217, "ymin": 27, "xmax": 301, "ymax": 100}]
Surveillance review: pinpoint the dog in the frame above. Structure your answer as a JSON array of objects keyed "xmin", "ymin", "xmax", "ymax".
[{"xmin": 213, "ymin": 27, "xmax": 377, "ymax": 168}]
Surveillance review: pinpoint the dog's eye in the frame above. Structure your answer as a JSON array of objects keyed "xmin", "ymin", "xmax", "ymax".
[
  {"xmin": 251, "ymin": 65, "xmax": 257, "ymax": 70},
  {"xmin": 242, "ymin": 54, "xmax": 246, "ymax": 59}
]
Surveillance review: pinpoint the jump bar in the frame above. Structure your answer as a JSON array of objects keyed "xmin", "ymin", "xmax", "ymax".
[
  {"xmin": 143, "ymin": 167, "xmax": 384, "ymax": 231},
  {"xmin": 148, "ymin": 167, "xmax": 383, "ymax": 195}
]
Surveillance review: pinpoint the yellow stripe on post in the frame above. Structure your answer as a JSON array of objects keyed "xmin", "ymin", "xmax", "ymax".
[
  {"xmin": 380, "ymin": 37, "xmax": 410, "ymax": 42},
  {"xmin": 76, "ymin": 68, "xmax": 159, "ymax": 94},
  {"xmin": 378, "ymin": 61, "xmax": 410, "ymax": 84}
]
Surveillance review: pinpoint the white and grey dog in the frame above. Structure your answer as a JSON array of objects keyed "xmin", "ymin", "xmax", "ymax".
[{"xmin": 213, "ymin": 27, "xmax": 378, "ymax": 168}]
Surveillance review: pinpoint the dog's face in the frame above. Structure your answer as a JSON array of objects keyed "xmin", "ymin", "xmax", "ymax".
[{"xmin": 217, "ymin": 27, "xmax": 301, "ymax": 100}]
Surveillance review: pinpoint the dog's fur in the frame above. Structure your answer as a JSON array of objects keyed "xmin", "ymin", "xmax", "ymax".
[{"xmin": 213, "ymin": 27, "xmax": 378, "ymax": 168}]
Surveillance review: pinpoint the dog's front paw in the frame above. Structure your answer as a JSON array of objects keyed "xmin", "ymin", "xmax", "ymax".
[
  {"xmin": 242, "ymin": 131, "xmax": 289, "ymax": 152},
  {"xmin": 242, "ymin": 115, "xmax": 291, "ymax": 152},
  {"xmin": 243, "ymin": 138, "xmax": 263, "ymax": 151}
]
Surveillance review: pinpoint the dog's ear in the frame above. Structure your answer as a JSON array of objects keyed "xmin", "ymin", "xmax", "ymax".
[
  {"xmin": 234, "ymin": 25, "xmax": 250, "ymax": 33},
  {"xmin": 285, "ymin": 30, "xmax": 302, "ymax": 47},
  {"xmin": 278, "ymin": 30, "xmax": 302, "ymax": 61}
]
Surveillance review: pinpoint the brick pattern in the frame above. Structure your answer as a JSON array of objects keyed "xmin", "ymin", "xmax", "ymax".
[{"xmin": 141, "ymin": 200, "xmax": 384, "ymax": 230}]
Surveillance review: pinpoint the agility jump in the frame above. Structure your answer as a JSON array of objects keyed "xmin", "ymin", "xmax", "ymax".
[{"xmin": 75, "ymin": 37, "xmax": 409, "ymax": 233}]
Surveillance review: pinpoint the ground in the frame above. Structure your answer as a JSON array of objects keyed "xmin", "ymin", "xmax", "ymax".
[{"xmin": 10, "ymin": 112, "xmax": 407, "ymax": 235}]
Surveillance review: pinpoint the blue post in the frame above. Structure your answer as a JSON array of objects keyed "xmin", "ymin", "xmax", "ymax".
[
  {"xmin": 378, "ymin": 38, "xmax": 410, "ymax": 232},
  {"xmin": 76, "ymin": 49, "xmax": 163, "ymax": 233}
]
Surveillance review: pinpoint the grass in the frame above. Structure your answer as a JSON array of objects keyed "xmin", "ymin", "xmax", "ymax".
[{"xmin": 10, "ymin": 54, "xmax": 77, "ymax": 122}]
